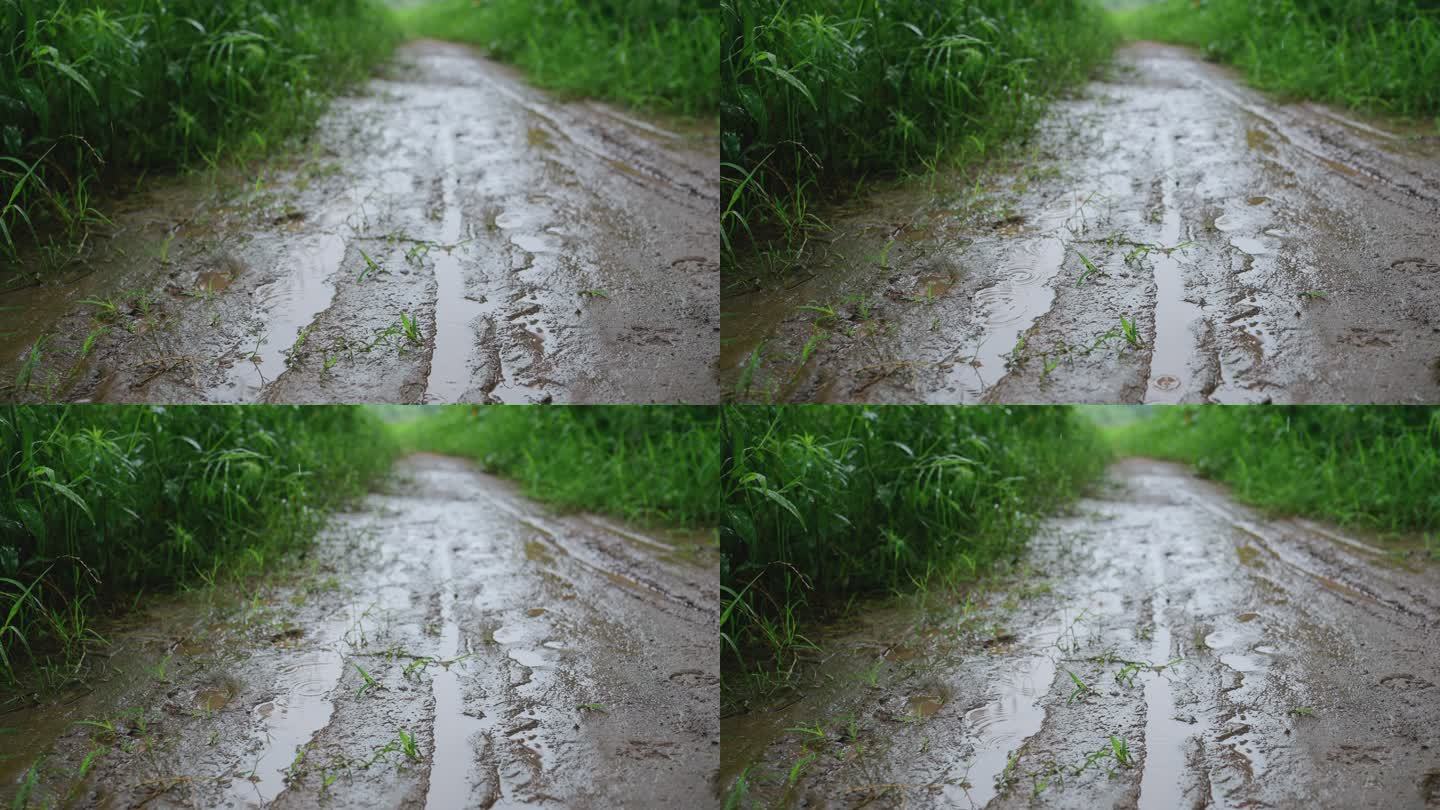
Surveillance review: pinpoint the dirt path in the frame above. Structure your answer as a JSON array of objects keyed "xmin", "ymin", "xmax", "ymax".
[
  {"xmin": 722, "ymin": 42, "xmax": 1440, "ymax": 404},
  {"xmin": 1, "ymin": 40, "xmax": 719, "ymax": 404},
  {"xmin": 720, "ymin": 459, "xmax": 1440, "ymax": 808},
  {"xmin": 0, "ymin": 455, "xmax": 719, "ymax": 808}
]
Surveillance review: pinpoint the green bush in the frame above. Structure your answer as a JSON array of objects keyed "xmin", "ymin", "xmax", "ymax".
[
  {"xmin": 398, "ymin": 0, "xmax": 719, "ymax": 116},
  {"xmin": 722, "ymin": 0, "xmax": 1117, "ymax": 254},
  {"xmin": 0, "ymin": 0, "xmax": 400, "ymax": 259},
  {"xmin": 392, "ymin": 406, "xmax": 720, "ymax": 529},
  {"xmin": 0, "ymin": 405, "xmax": 395, "ymax": 685},
  {"xmin": 1110, "ymin": 405, "xmax": 1440, "ymax": 537},
  {"xmin": 1115, "ymin": 0, "xmax": 1440, "ymax": 117},
  {"xmin": 721, "ymin": 405, "xmax": 1109, "ymax": 683}
]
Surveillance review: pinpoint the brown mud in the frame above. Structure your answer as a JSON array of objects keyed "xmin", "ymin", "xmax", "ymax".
[
  {"xmin": 719, "ymin": 459, "xmax": 1440, "ymax": 809},
  {"xmin": 1, "ymin": 40, "xmax": 719, "ymax": 404},
  {"xmin": 0, "ymin": 454, "xmax": 718, "ymax": 807},
  {"xmin": 722, "ymin": 42, "xmax": 1440, "ymax": 404}
]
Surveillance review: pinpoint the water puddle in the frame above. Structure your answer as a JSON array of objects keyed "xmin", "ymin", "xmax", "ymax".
[
  {"xmin": 1138, "ymin": 550, "xmax": 1188, "ymax": 810},
  {"xmin": 223, "ymin": 615, "xmax": 350, "ymax": 807},
  {"xmin": 426, "ymin": 537, "xmax": 486, "ymax": 809},
  {"xmin": 217, "ymin": 234, "xmax": 346, "ymax": 401},
  {"xmin": 425, "ymin": 124, "xmax": 489, "ymax": 403},
  {"xmin": 1145, "ymin": 125, "xmax": 1206, "ymax": 403},
  {"xmin": 948, "ymin": 619, "xmax": 1063, "ymax": 807},
  {"xmin": 947, "ymin": 198, "xmax": 1075, "ymax": 400}
]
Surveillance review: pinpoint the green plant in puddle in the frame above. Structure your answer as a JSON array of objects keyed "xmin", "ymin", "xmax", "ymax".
[
  {"xmin": 577, "ymin": 702, "xmax": 608, "ymax": 714},
  {"xmin": 579, "ymin": 289, "xmax": 610, "ymax": 300},
  {"xmin": 797, "ymin": 303, "xmax": 839, "ymax": 328},
  {"xmin": 787, "ymin": 751, "xmax": 818, "ymax": 786},
  {"xmin": 1300, "ymin": 290, "xmax": 1328, "ymax": 300}
]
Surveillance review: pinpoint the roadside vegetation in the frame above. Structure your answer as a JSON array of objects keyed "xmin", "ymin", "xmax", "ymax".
[
  {"xmin": 721, "ymin": 405, "xmax": 1109, "ymax": 696},
  {"xmin": 0, "ymin": 0, "xmax": 400, "ymax": 264},
  {"xmin": 1108, "ymin": 406, "xmax": 1440, "ymax": 546},
  {"xmin": 721, "ymin": 0, "xmax": 1117, "ymax": 263},
  {"xmin": 392, "ymin": 406, "xmax": 719, "ymax": 530},
  {"xmin": 0, "ymin": 405, "xmax": 394, "ymax": 689},
  {"xmin": 396, "ymin": 0, "xmax": 719, "ymax": 116},
  {"xmin": 1114, "ymin": 0, "xmax": 1440, "ymax": 120}
]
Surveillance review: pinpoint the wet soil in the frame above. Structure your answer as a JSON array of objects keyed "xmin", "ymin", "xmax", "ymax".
[
  {"xmin": 1, "ymin": 40, "xmax": 719, "ymax": 404},
  {"xmin": 719, "ymin": 459, "xmax": 1440, "ymax": 808},
  {"xmin": 722, "ymin": 42, "xmax": 1440, "ymax": 403},
  {"xmin": 0, "ymin": 454, "xmax": 718, "ymax": 808}
]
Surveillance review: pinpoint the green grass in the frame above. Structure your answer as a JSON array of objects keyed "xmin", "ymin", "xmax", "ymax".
[
  {"xmin": 396, "ymin": 0, "xmax": 719, "ymax": 116},
  {"xmin": 721, "ymin": 0, "xmax": 1118, "ymax": 259},
  {"xmin": 0, "ymin": 405, "xmax": 396, "ymax": 688},
  {"xmin": 721, "ymin": 405, "xmax": 1110, "ymax": 691},
  {"xmin": 1113, "ymin": 0, "xmax": 1440, "ymax": 120},
  {"xmin": 1108, "ymin": 406, "xmax": 1440, "ymax": 541},
  {"xmin": 390, "ymin": 406, "xmax": 719, "ymax": 530},
  {"xmin": 0, "ymin": 0, "xmax": 401, "ymax": 262}
]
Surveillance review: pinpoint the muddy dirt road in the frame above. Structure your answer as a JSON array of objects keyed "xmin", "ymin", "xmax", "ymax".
[
  {"xmin": 0, "ymin": 455, "xmax": 718, "ymax": 808},
  {"xmin": 722, "ymin": 42, "xmax": 1440, "ymax": 404},
  {"xmin": 1, "ymin": 40, "xmax": 718, "ymax": 404},
  {"xmin": 720, "ymin": 459, "xmax": 1440, "ymax": 808}
]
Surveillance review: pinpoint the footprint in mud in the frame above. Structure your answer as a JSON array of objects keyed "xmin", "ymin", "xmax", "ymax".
[
  {"xmin": 1378, "ymin": 673, "xmax": 1435, "ymax": 691},
  {"xmin": 668, "ymin": 670, "xmax": 719, "ymax": 689}
]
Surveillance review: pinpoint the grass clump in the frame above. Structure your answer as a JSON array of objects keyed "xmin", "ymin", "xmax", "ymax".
[
  {"xmin": 396, "ymin": 0, "xmax": 719, "ymax": 116},
  {"xmin": 0, "ymin": 405, "xmax": 395, "ymax": 688},
  {"xmin": 1109, "ymin": 406, "xmax": 1440, "ymax": 539},
  {"xmin": 722, "ymin": 0, "xmax": 1117, "ymax": 256},
  {"xmin": 721, "ymin": 405, "xmax": 1109, "ymax": 690},
  {"xmin": 0, "ymin": 0, "xmax": 401, "ymax": 262},
  {"xmin": 391, "ymin": 406, "xmax": 719, "ymax": 529},
  {"xmin": 1113, "ymin": 0, "xmax": 1440, "ymax": 119}
]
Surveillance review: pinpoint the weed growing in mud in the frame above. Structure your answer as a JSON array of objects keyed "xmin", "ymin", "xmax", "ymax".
[
  {"xmin": 577, "ymin": 703, "xmax": 609, "ymax": 714},
  {"xmin": 1075, "ymin": 251, "xmax": 1105, "ymax": 286},
  {"xmin": 1064, "ymin": 669, "xmax": 1094, "ymax": 704},
  {"xmin": 1119, "ymin": 315, "xmax": 1143, "ymax": 349},
  {"xmin": 353, "ymin": 663, "xmax": 381, "ymax": 698},
  {"xmin": 399, "ymin": 313, "xmax": 422, "ymax": 345}
]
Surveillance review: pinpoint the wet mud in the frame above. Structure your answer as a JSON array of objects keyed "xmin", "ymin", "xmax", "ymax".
[
  {"xmin": 723, "ymin": 42, "xmax": 1440, "ymax": 403},
  {"xmin": 0, "ymin": 454, "xmax": 718, "ymax": 807},
  {"xmin": 1, "ymin": 40, "xmax": 719, "ymax": 404},
  {"xmin": 720, "ymin": 459, "xmax": 1440, "ymax": 808}
]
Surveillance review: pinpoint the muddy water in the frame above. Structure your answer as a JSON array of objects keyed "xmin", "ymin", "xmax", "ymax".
[
  {"xmin": 723, "ymin": 42, "xmax": 1440, "ymax": 403},
  {"xmin": 719, "ymin": 459, "xmax": 1440, "ymax": 808},
  {"xmin": 0, "ymin": 455, "xmax": 718, "ymax": 808},
  {"xmin": 0, "ymin": 40, "xmax": 718, "ymax": 404}
]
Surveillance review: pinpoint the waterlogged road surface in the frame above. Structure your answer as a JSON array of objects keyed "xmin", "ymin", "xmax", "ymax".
[
  {"xmin": 722, "ymin": 42, "xmax": 1440, "ymax": 403},
  {"xmin": 1, "ymin": 40, "xmax": 718, "ymax": 404},
  {"xmin": 720, "ymin": 459, "xmax": 1440, "ymax": 809},
  {"xmin": 0, "ymin": 455, "xmax": 718, "ymax": 808}
]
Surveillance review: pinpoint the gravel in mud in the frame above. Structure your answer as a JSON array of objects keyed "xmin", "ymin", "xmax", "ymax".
[
  {"xmin": 1, "ymin": 40, "xmax": 719, "ymax": 404},
  {"xmin": 0, "ymin": 455, "xmax": 718, "ymax": 808},
  {"xmin": 720, "ymin": 459, "xmax": 1440, "ymax": 809},
  {"xmin": 723, "ymin": 42, "xmax": 1440, "ymax": 404}
]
